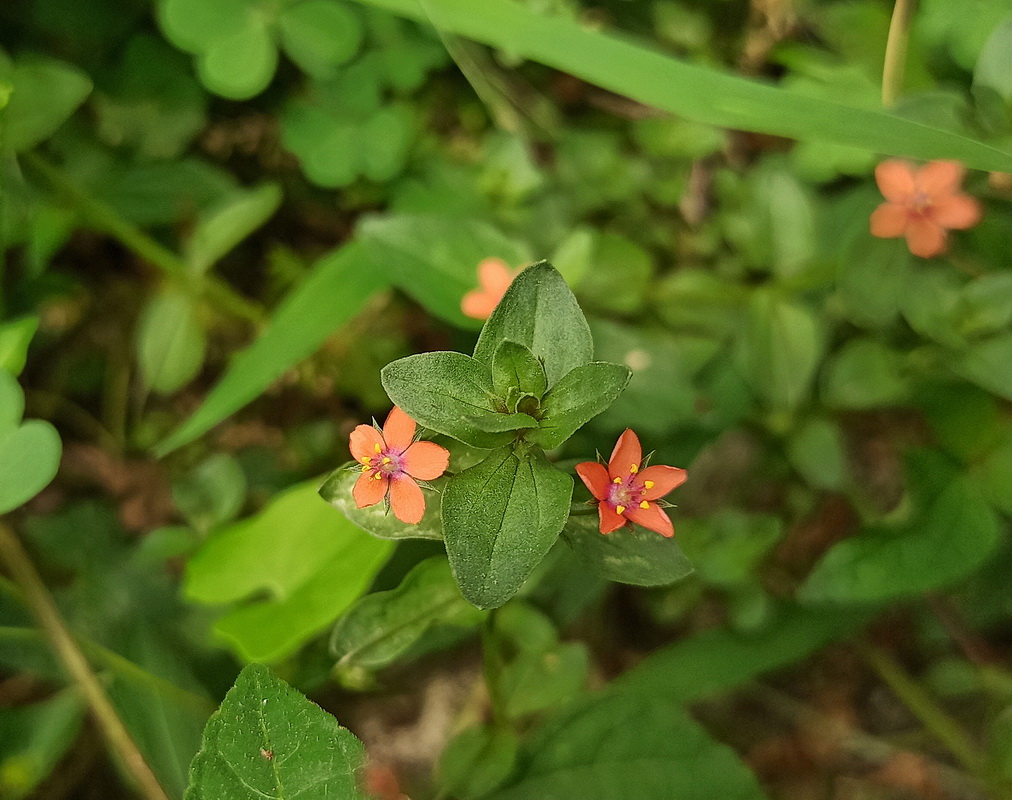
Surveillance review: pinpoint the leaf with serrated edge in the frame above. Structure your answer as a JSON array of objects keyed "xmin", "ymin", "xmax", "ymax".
[{"xmin": 184, "ymin": 663, "xmax": 367, "ymax": 799}]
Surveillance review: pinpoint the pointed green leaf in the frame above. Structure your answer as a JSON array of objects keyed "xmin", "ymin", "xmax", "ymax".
[
  {"xmin": 488, "ymin": 694, "xmax": 767, "ymax": 800},
  {"xmin": 3, "ymin": 56, "xmax": 92, "ymax": 151},
  {"xmin": 438, "ymin": 725, "xmax": 518, "ymax": 800},
  {"xmin": 800, "ymin": 452, "xmax": 1001, "ymax": 604},
  {"xmin": 527, "ymin": 362, "xmax": 630, "ymax": 450},
  {"xmin": 136, "ymin": 290, "xmax": 207, "ymax": 395},
  {"xmin": 953, "ymin": 333, "xmax": 1012, "ymax": 401},
  {"xmin": 185, "ymin": 663, "xmax": 367, "ymax": 800},
  {"xmin": 184, "ymin": 183, "xmax": 282, "ymax": 274},
  {"xmin": 381, "ymin": 351, "xmax": 537, "ymax": 448},
  {"xmin": 562, "ymin": 515, "xmax": 693, "ymax": 587},
  {"xmin": 184, "ymin": 482, "xmax": 393, "ymax": 661},
  {"xmin": 349, "ymin": 0, "xmax": 1012, "ymax": 172},
  {"xmin": 491, "ymin": 340, "xmax": 547, "ymax": 401},
  {"xmin": 330, "ymin": 557, "xmax": 484, "ymax": 671},
  {"xmin": 157, "ymin": 242, "xmax": 387, "ymax": 456},
  {"xmin": 473, "ymin": 262, "xmax": 593, "ymax": 388},
  {"xmin": 442, "ymin": 447, "xmax": 573, "ymax": 609}
]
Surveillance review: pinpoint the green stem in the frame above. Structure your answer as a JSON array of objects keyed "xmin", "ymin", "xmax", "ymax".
[
  {"xmin": 22, "ymin": 152, "xmax": 266, "ymax": 326},
  {"xmin": 0, "ymin": 522, "xmax": 171, "ymax": 800},
  {"xmin": 860, "ymin": 642, "xmax": 982, "ymax": 774},
  {"xmin": 882, "ymin": 0, "xmax": 916, "ymax": 106}
]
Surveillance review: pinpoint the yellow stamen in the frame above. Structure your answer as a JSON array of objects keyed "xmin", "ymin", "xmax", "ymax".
[
  {"xmin": 613, "ymin": 477, "xmax": 622, "ymax": 484},
  {"xmin": 629, "ymin": 464, "xmax": 638, "ymax": 474},
  {"xmin": 374, "ymin": 443, "xmax": 382, "ymax": 453},
  {"xmin": 644, "ymin": 480, "xmax": 654, "ymax": 489},
  {"xmin": 382, "ymin": 456, "xmax": 391, "ymax": 464},
  {"xmin": 361, "ymin": 465, "xmax": 370, "ymax": 473},
  {"xmin": 615, "ymin": 505, "xmax": 626, "ymax": 515},
  {"xmin": 361, "ymin": 456, "xmax": 372, "ymax": 464},
  {"xmin": 640, "ymin": 500, "xmax": 650, "ymax": 509},
  {"xmin": 372, "ymin": 472, "xmax": 383, "ymax": 480}
]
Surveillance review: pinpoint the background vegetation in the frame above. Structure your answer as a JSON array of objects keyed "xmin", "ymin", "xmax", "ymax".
[{"xmin": 1, "ymin": 0, "xmax": 1012, "ymax": 797}]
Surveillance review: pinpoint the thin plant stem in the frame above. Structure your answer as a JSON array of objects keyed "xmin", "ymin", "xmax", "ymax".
[
  {"xmin": 22, "ymin": 152, "xmax": 266, "ymax": 326},
  {"xmin": 0, "ymin": 522, "xmax": 171, "ymax": 800},
  {"xmin": 859, "ymin": 641, "xmax": 982, "ymax": 775},
  {"xmin": 882, "ymin": 0, "xmax": 916, "ymax": 106}
]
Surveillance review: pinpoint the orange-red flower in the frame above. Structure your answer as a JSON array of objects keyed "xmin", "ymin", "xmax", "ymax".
[
  {"xmin": 461, "ymin": 257, "xmax": 519, "ymax": 320},
  {"xmin": 575, "ymin": 429, "xmax": 687, "ymax": 538},
  {"xmin": 349, "ymin": 406, "xmax": 449, "ymax": 524},
  {"xmin": 870, "ymin": 160, "xmax": 982, "ymax": 258}
]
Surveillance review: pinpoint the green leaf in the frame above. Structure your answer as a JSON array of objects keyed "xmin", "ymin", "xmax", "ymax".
[
  {"xmin": 474, "ymin": 261, "xmax": 593, "ymax": 388},
  {"xmin": 184, "ymin": 482, "xmax": 393, "ymax": 661},
  {"xmin": 157, "ymin": 242, "xmax": 387, "ymax": 455},
  {"xmin": 347, "ymin": 0, "xmax": 1012, "ymax": 172},
  {"xmin": 836, "ymin": 235, "xmax": 912, "ymax": 329},
  {"xmin": 974, "ymin": 14, "xmax": 1012, "ymax": 102},
  {"xmin": 953, "ymin": 333, "xmax": 1012, "ymax": 401},
  {"xmin": 172, "ymin": 453, "xmax": 247, "ymax": 533},
  {"xmin": 678, "ymin": 512, "xmax": 783, "ymax": 590},
  {"xmin": 527, "ymin": 362, "xmax": 630, "ymax": 450},
  {"xmin": 786, "ymin": 418, "xmax": 848, "ymax": 490},
  {"xmin": 3, "ymin": 56, "xmax": 92, "ymax": 152},
  {"xmin": 488, "ymin": 694, "xmax": 767, "ymax": 800},
  {"xmin": 330, "ymin": 557, "xmax": 484, "ymax": 671},
  {"xmin": 562, "ymin": 515, "xmax": 693, "ymax": 587},
  {"xmin": 800, "ymin": 452, "xmax": 1001, "ymax": 604},
  {"xmin": 359, "ymin": 214, "xmax": 530, "ymax": 328},
  {"xmin": 438, "ymin": 725, "xmax": 518, "ymax": 800},
  {"xmin": 821, "ymin": 339, "xmax": 910, "ymax": 409},
  {"xmin": 614, "ymin": 603, "xmax": 871, "ymax": 702},
  {"xmin": 499, "ymin": 641, "xmax": 588, "ymax": 720},
  {"xmin": 957, "ymin": 272, "xmax": 1012, "ymax": 337},
  {"xmin": 0, "ymin": 693, "xmax": 85, "ymax": 800},
  {"xmin": 491, "ymin": 340, "xmax": 547, "ymax": 402},
  {"xmin": 196, "ymin": 17, "xmax": 278, "ymax": 100},
  {"xmin": 574, "ymin": 232, "xmax": 653, "ymax": 314},
  {"xmin": 136, "ymin": 290, "xmax": 207, "ymax": 395},
  {"xmin": 0, "ymin": 371, "xmax": 61, "ymax": 514},
  {"xmin": 320, "ymin": 467, "xmax": 445, "ymax": 540},
  {"xmin": 442, "ymin": 447, "xmax": 573, "ymax": 609},
  {"xmin": 278, "ymin": 0, "xmax": 363, "ymax": 76},
  {"xmin": 157, "ymin": 0, "xmax": 251, "ymax": 54},
  {"xmin": 737, "ymin": 289, "xmax": 824, "ymax": 413},
  {"xmin": 0, "ymin": 316, "xmax": 38, "ymax": 375},
  {"xmin": 184, "ymin": 184, "xmax": 283, "ymax": 274},
  {"xmin": 185, "ymin": 663, "xmax": 367, "ymax": 800},
  {"xmin": 381, "ymin": 351, "xmax": 537, "ymax": 449}
]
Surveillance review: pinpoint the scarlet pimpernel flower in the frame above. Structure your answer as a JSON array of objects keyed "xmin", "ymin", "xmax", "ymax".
[
  {"xmin": 349, "ymin": 406, "xmax": 449, "ymax": 524},
  {"xmin": 576, "ymin": 429, "xmax": 687, "ymax": 538},
  {"xmin": 461, "ymin": 257, "xmax": 519, "ymax": 320},
  {"xmin": 870, "ymin": 159, "xmax": 982, "ymax": 258}
]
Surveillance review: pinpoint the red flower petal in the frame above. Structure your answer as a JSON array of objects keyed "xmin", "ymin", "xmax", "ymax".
[
  {"xmin": 353, "ymin": 471, "xmax": 388, "ymax": 509},
  {"xmin": 636, "ymin": 465, "xmax": 687, "ymax": 500},
  {"xmin": 931, "ymin": 194, "xmax": 982, "ymax": 230},
  {"xmin": 401, "ymin": 440, "xmax": 449, "ymax": 481},
  {"xmin": 389, "ymin": 475, "xmax": 425, "ymax": 524},
  {"xmin": 608, "ymin": 429, "xmax": 642, "ymax": 478},
  {"xmin": 461, "ymin": 290, "xmax": 500, "ymax": 320},
  {"xmin": 917, "ymin": 160, "xmax": 964, "ymax": 198},
  {"xmin": 382, "ymin": 406, "xmax": 416, "ymax": 452},
  {"xmin": 575, "ymin": 461, "xmax": 611, "ymax": 501},
  {"xmin": 869, "ymin": 203, "xmax": 910, "ymax": 238},
  {"xmin": 625, "ymin": 501, "xmax": 674, "ymax": 538},
  {"xmin": 905, "ymin": 217, "xmax": 947, "ymax": 258},
  {"xmin": 875, "ymin": 160, "xmax": 917, "ymax": 202},
  {"xmin": 598, "ymin": 502, "xmax": 627, "ymax": 534},
  {"xmin": 349, "ymin": 424, "xmax": 384, "ymax": 463},
  {"xmin": 478, "ymin": 257, "xmax": 515, "ymax": 294}
]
